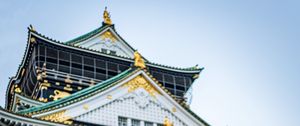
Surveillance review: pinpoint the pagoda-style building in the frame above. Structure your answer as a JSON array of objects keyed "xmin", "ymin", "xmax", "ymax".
[{"xmin": 0, "ymin": 7, "xmax": 209, "ymax": 126}]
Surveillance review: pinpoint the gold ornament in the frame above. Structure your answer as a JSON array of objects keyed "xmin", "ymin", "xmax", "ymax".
[
  {"xmin": 50, "ymin": 90, "xmax": 71, "ymax": 101},
  {"xmin": 64, "ymin": 84, "xmax": 73, "ymax": 91},
  {"xmin": 107, "ymin": 95, "xmax": 112, "ymax": 99},
  {"xmin": 65, "ymin": 75, "xmax": 73, "ymax": 84},
  {"xmin": 164, "ymin": 116, "xmax": 173, "ymax": 126},
  {"xmin": 103, "ymin": 7, "xmax": 112, "ymax": 25},
  {"xmin": 40, "ymin": 110, "xmax": 72, "ymax": 125},
  {"xmin": 83, "ymin": 104, "xmax": 89, "ymax": 110},
  {"xmin": 100, "ymin": 31, "xmax": 117, "ymax": 42},
  {"xmin": 172, "ymin": 107, "xmax": 177, "ymax": 112},
  {"xmin": 15, "ymin": 87, "xmax": 21, "ymax": 93},
  {"xmin": 123, "ymin": 75, "xmax": 159, "ymax": 97},
  {"xmin": 38, "ymin": 97, "xmax": 48, "ymax": 102},
  {"xmin": 134, "ymin": 51, "xmax": 146, "ymax": 69}
]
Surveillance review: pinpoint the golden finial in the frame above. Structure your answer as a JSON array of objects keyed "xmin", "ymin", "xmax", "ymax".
[
  {"xmin": 164, "ymin": 116, "xmax": 174, "ymax": 126},
  {"xmin": 103, "ymin": 7, "xmax": 112, "ymax": 25},
  {"xmin": 29, "ymin": 24, "xmax": 36, "ymax": 32},
  {"xmin": 134, "ymin": 51, "xmax": 146, "ymax": 69}
]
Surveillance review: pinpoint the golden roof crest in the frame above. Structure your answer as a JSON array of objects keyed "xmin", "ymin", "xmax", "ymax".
[
  {"xmin": 134, "ymin": 51, "xmax": 146, "ymax": 69},
  {"xmin": 103, "ymin": 7, "xmax": 112, "ymax": 25}
]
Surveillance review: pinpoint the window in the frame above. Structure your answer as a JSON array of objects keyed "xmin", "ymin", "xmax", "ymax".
[
  {"xmin": 71, "ymin": 54, "xmax": 82, "ymax": 63},
  {"xmin": 101, "ymin": 48, "xmax": 108, "ymax": 53},
  {"xmin": 46, "ymin": 48, "xmax": 57, "ymax": 58},
  {"xmin": 110, "ymin": 50, "xmax": 117, "ymax": 55},
  {"xmin": 84, "ymin": 57, "xmax": 94, "ymax": 66},
  {"xmin": 131, "ymin": 119, "xmax": 140, "ymax": 126},
  {"xmin": 59, "ymin": 51, "xmax": 70, "ymax": 61},
  {"xmin": 164, "ymin": 74, "xmax": 174, "ymax": 83},
  {"xmin": 118, "ymin": 117, "xmax": 127, "ymax": 126},
  {"xmin": 144, "ymin": 122, "xmax": 153, "ymax": 126},
  {"xmin": 96, "ymin": 60, "xmax": 106, "ymax": 69},
  {"xmin": 157, "ymin": 124, "xmax": 164, "ymax": 126},
  {"xmin": 152, "ymin": 72, "xmax": 163, "ymax": 81}
]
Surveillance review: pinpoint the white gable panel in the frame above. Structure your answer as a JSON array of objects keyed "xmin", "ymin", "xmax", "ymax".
[{"xmin": 75, "ymin": 27, "xmax": 134, "ymax": 58}]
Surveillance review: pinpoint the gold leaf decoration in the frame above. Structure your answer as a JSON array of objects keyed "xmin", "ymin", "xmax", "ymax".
[
  {"xmin": 40, "ymin": 110, "xmax": 72, "ymax": 125},
  {"xmin": 123, "ymin": 75, "xmax": 159, "ymax": 97}
]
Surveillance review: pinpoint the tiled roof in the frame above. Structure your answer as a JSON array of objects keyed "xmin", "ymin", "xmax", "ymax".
[
  {"xmin": 18, "ymin": 68, "xmax": 137, "ymax": 115},
  {"xmin": 32, "ymin": 27, "xmax": 203, "ymax": 73}
]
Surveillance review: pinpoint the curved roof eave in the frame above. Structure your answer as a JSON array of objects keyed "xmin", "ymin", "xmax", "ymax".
[{"xmin": 32, "ymin": 30, "xmax": 203, "ymax": 74}]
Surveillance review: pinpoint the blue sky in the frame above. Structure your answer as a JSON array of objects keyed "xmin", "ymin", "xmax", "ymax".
[{"xmin": 0, "ymin": 0, "xmax": 299, "ymax": 126}]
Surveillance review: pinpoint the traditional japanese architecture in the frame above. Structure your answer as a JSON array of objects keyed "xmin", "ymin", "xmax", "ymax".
[{"xmin": 0, "ymin": 7, "xmax": 209, "ymax": 126}]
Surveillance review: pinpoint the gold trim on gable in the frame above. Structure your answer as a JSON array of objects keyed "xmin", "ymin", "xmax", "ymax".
[
  {"xmin": 39, "ymin": 110, "xmax": 72, "ymax": 125},
  {"xmin": 123, "ymin": 75, "xmax": 159, "ymax": 97},
  {"xmin": 100, "ymin": 31, "xmax": 117, "ymax": 42}
]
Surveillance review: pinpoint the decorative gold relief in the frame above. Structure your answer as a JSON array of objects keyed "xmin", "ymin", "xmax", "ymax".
[
  {"xmin": 83, "ymin": 104, "xmax": 89, "ymax": 110},
  {"xmin": 65, "ymin": 75, "xmax": 73, "ymax": 84},
  {"xmin": 38, "ymin": 97, "xmax": 48, "ymax": 102},
  {"xmin": 164, "ymin": 116, "xmax": 174, "ymax": 126},
  {"xmin": 37, "ymin": 73, "xmax": 42, "ymax": 81},
  {"xmin": 134, "ymin": 51, "xmax": 146, "ymax": 69},
  {"xmin": 64, "ymin": 84, "xmax": 73, "ymax": 91},
  {"xmin": 41, "ymin": 81, "xmax": 51, "ymax": 87},
  {"xmin": 107, "ymin": 95, "xmax": 112, "ymax": 99},
  {"xmin": 37, "ymin": 64, "xmax": 47, "ymax": 81},
  {"xmin": 172, "ymin": 107, "xmax": 177, "ymax": 112},
  {"xmin": 123, "ymin": 75, "xmax": 158, "ymax": 97},
  {"xmin": 103, "ymin": 7, "xmax": 112, "ymax": 25},
  {"xmin": 14, "ymin": 87, "xmax": 21, "ymax": 93},
  {"xmin": 55, "ymin": 82, "xmax": 60, "ymax": 86},
  {"xmin": 90, "ymin": 79, "xmax": 95, "ymax": 85},
  {"xmin": 40, "ymin": 110, "xmax": 72, "ymax": 125},
  {"xmin": 100, "ymin": 31, "xmax": 117, "ymax": 42},
  {"xmin": 30, "ymin": 37, "xmax": 36, "ymax": 43},
  {"xmin": 50, "ymin": 90, "xmax": 71, "ymax": 101},
  {"xmin": 41, "ymin": 86, "xmax": 48, "ymax": 90}
]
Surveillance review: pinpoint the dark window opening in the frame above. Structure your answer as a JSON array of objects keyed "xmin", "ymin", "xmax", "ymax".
[
  {"xmin": 46, "ymin": 48, "xmax": 57, "ymax": 58},
  {"xmin": 72, "ymin": 63, "xmax": 82, "ymax": 69},
  {"xmin": 165, "ymin": 83, "xmax": 174, "ymax": 88},
  {"xmin": 71, "ymin": 54, "xmax": 82, "ymax": 63},
  {"xmin": 59, "ymin": 60, "xmax": 70, "ymax": 66},
  {"xmin": 84, "ymin": 57, "xmax": 94, "ymax": 66},
  {"xmin": 46, "ymin": 57, "xmax": 57, "ymax": 64},
  {"xmin": 96, "ymin": 60, "xmax": 106, "ymax": 69},
  {"xmin": 101, "ymin": 48, "xmax": 108, "ymax": 53},
  {"xmin": 59, "ymin": 51, "xmax": 70, "ymax": 61},
  {"xmin": 110, "ymin": 50, "xmax": 117, "ymax": 55},
  {"xmin": 96, "ymin": 68, "xmax": 106, "ymax": 74},
  {"xmin": 84, "ymin": 65, "xmax": 94, "ymax": 72}
]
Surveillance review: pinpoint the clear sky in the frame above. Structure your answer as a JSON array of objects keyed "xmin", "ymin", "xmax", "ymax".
[{"xmin": 0, "ymin": 0, "xmax": 299, "ymax": 126}]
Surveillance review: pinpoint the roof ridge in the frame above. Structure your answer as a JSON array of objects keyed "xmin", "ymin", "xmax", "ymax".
[
  {"xmin": 65, "ymin": 25, "xmax": 110, "ymax": 44},
  {"xmin": 147, "ymin": 61, "xmax": 203, "ymax": 71},
  {"xmin": 31, "ymin": 27, "xmax": 202, "ymax": 73}
]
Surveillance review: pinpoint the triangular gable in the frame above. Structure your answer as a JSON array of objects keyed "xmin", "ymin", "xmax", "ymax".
[
  {"xmin": 66, "ymin": 25, "xmax": 136, "ymax": 58},
  {"xmin": 21, "ymin": 68, "xmax": 208, "ymax": 126}
]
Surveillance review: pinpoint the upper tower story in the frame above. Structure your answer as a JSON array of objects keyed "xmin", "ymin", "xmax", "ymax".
[{"xmin": 5, "ymin": 7, "xmax": 203, "ymax": 112}]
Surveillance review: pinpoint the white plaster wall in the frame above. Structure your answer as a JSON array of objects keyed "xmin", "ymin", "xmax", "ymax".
[
  {"xmin": 75, "ymin": 28, "xmax": 134, "ymax": 58},
  {"xmin": 74, "ymin": 89, "xmax": 187, "ymax": 126}
]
